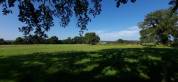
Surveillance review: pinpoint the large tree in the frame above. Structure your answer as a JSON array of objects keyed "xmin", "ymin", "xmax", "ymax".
[
  {"xmin": 47, "ymin": 36, "xmax": 59, "ymax": 44},
  {"xmin": 84, "ymin": 32, "xmax": 100, "ymax": 45},
  {"xmin": 0, "ymin": 38, "xmax": 5, "ymax": 44},
  {"xmin": 14, "ymin": 37, "xmax": 25, "ymax": 44},
  {"xmin": 1, "ymin": 0, "xmax": 177, "ymax": 37},
  {"xmin": 73, "ymin": 36, "xmax": 84, "ymax": 44},
  {"xmin": 139, "ymin": 9, "xmax": 178, "ymax": 45}
]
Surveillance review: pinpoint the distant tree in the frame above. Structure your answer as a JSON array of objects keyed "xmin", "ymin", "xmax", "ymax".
[
  {"xmin": 117, "ymin": 39, "xmax": 124, "ymax": 43},
  {"xmin": 73, "ymin": 36, "xmax": 84, "ymax": 44},
  {"xmin": 23, "ymin": 35, "xmax": 33, "ymax": 44},
  {"xmin": 84, "ymin": 32, "xmax": 100, "ymax": 45},
  {"xmin": 0, "ymin": 38, "xmax": 5, "ymax": 45},
  {"xmin": 32, "ymin": 35, "xmax": 46, "ymax": 44},
  {"xmin": 47, "ymin": 36, "xmax": 59, "ymax": 44},
  {"xmin": 14, "ymin": 37, "xmax": 24, "ymax": 44},
  {"xmin": 21, "ymin": 35, "xmax": 47, "ymax": 44},
  {"xmin": 139, "ymin": 9, "xmax": 178, "ymax": 45},
  {"xmin": 63, "ymin": 37, "xmax": 74, "ymax": 44}
]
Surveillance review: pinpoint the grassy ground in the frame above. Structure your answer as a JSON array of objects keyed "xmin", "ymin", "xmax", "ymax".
[
  {"xmin": 0, "ymin": 44, "xmax": 177, "ymax": 82},
  {"xmin": 0, "ymin": 44, "xmax": 144, "ymax": 56}
]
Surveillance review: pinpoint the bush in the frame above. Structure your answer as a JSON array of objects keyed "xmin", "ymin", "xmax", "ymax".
[{"xmin": 171, "ymin": 40, "xmax": 178, "ymax": 48}]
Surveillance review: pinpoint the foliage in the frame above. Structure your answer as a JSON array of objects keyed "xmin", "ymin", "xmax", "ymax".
[
  {"xmin": 47, "ymin": 36, "xmax": 59, "ymax": 44},
  {"xmin": 61, "ymin": 32, "xmax": 100, "ymax": 44},
  {"xmin": 139, "ymin": 9, "xmax": 178, "ymax": 45},
  {"xmin": 62, "ymin": 37, "xmax": 74, "ymax": 44},
  {"xmin": 0, "ymin": 0, "xmax": 178, "ymax": 38},
  {"xmin": 0, "ymin": 0, "xmax": 154, "ymax": 37},
  {"xmin": 117, "ymin": 39, "xmax": 124, "ymax": 43},
  {"xmin": 0, "ymin": 0, "xmax": 103, "ymax": 36},
  {"xmin": 116, "ymin": 39, "xmax": 139, "ymax": 44},
  {"xmin": 171, "ymin": 39, "xmax": 178, "ymax": 47},
  {"xmin": 0, "ymin": 38, "xmax": 5, "ymax": 44},
  {"xmin": 169, "ymin": 0, "xmax": 178, "ymax": 12},
  {"xmin": 84, "ymin": 32, "xmax": 100, "ymax": 45},
  {"xmin": 73, "ymin": 36, "xmax": 84, "ymax": 44},
  {"xmin": 0, "ymin": 32, "xmax": 100, "ymax": 45},
  {"xmin": 14, "ymin": 37, "xmax": 24, "ymax": 44},
  {"xmin": 14, "ymin": 35, "xmax": 47, "ymax": 44}
]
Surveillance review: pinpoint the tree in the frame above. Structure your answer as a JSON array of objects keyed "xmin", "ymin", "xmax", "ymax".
[
  {"xmin": 139, "ymin": 9, "xmax": 178, "ymax": 45},
  {"xmin": 0, "ymin": 0, "xmax": 104, "ymax": 37},
  {"xmin": 3, "ymin": 0, "xmax": 178, "ymax": 37},
  {"xmin": 14, "ymin": 37, "xmax": 24, "ymax": 44},
  {"xmin": 0, "ymin": 38, "xmax": 5, "ymax": 44},
  {"xmin": 84, "ymin": 32, "xmax": 100, "ymax": 45},
  {"xmin": 117, "ymin": 39, "xmax": 124, "ymax": 43},
  {"xmin": 63, "ymin": 37, "xmax": 73, "ymax": 44},
  {"xmin": 16, "ymin": 35, "xmax": 47, "ymax": 44},
  {"xmin": 73, "ymin": 36, "xmax": 84, "ymax": 44},
  {"xmin": 47, "ymin": 36, "xmax": 59, "ymax": 44},
  {"xmin": 169, "ymin": 0, "xmax": 178, "ymax": 12},
  {"xmin": 31, "ymin": 35, "xmax": 46, "ymax": 44}
]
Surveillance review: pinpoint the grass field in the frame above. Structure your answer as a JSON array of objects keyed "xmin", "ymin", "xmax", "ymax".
[
  {"xmin": 0, "ymin": 44, "xmax": 177, "ymax": 82},
  {"xmin": 0, "ymin": 44, "xmax": 144, "ymax": 56}
]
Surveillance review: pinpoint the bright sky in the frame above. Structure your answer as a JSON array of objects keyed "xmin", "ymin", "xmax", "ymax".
[{"xmin": 0, "ymin": 0, "xmax": 170, "ymax": 41}]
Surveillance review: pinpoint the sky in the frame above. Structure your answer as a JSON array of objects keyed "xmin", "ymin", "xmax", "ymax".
[{"xmin": 0, "ymin": 0, "xmax": 170, "ymax": 41}]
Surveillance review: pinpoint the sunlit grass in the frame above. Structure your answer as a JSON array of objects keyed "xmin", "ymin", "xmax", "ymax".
[{"xmin": 0, "ymin": 44, "xmax": 145, "ymax": 56}]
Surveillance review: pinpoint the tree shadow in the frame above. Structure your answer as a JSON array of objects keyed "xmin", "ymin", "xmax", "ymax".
[{"xmin": 0, "ymin": 48, "xmax": 178, "ymax": 82}]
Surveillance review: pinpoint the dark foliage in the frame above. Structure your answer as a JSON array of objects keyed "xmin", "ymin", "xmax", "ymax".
[
  {"xmin": 117, "ymin": 39, "xmax": 124, "ymax": 43},
  {"xmin": 0, "ymin": 38, "xmax": 5, "ymax": 45},
  {"xmin": 116, "ymin": 39, "xmax": 139, "ymax": 44},
  {"xmin": 0, "ymin": 0, "xmax": 139, "ymax": 37},
  {"xmin": 84, "ymin": 32, "xmax": 100, "ymax": 45},
  {"xmin": 14, "ymin": 37, "xmax": 25, "ymax": 44},
  {"xmin": 73, "ymin": 36, "xmax": 84, "ymax": 44},
  {"xmin": 139, "ymin": 9, "xmax": 178, "ymax": 45},
  {"xmin": 0, "ymin": 0, "xmax": 104, "ymax": 36},
  {"xmin": 0, "ymin": 38, "xmax": 13, "ymax": 45},
  {"xmin": 47, "ymin": 36, "xmax": 59, "ymax": 44},
  {"xmin": 10, "ymin": 32, "xmax": 100, "ymax": 44}
]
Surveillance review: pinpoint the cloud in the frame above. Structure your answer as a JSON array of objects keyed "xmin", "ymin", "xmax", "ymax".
[{"xmin": 95, "ymin": 26, "xmax": 140, "ymax": 41}]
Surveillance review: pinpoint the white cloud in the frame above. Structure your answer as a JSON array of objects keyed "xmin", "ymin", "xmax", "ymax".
[{"xmin": 95, "ymin": 26, "xmax": 140, "ymax": 41}]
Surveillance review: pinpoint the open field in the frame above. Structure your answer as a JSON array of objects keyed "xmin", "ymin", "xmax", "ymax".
[
  {"xmin": 0, "ymin": 44, "xmax": 177, "ymax": 82},
  {"xmin": 0, "ymin": 44, "xmax": 145, "ymax": 56},
  {"xmin": 0, "ymin": 44, "xmax": 169, "ymax": 57}
]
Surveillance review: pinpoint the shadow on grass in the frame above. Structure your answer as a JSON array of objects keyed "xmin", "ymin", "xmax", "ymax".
[{"xmin": 0, "ymin": 48, "xmax": 178, "ymax": 82}]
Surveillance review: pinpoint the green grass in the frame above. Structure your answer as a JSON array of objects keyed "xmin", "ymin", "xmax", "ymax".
[
  {"xmin": 0, "ymin": 44, "xmax": 144, "ymax": 56},
  {"xmin": 0, "ymin": 44, "xmax": 177, "ymax": 82}
]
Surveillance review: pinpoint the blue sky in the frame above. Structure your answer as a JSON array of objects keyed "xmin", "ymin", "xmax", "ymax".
[{"xmin": 0, "ymin": 0, "xmax": 170, "ymax": 41}]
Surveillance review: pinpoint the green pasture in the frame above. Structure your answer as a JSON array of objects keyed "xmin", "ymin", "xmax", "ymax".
[
  {"xmin": 0, "ymin": 44, "xmax": 177, "ymax": 82},
  {"xmin": 0, "ymin": 44, "xmax": 144, "ymax": 56}
]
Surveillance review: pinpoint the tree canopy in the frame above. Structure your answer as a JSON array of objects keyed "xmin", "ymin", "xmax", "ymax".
[
  {"xmin": 0, "ymin": 38, "xmax": 5, "ymax": 44},
  {"xmin": 84, "ymin": 32, "xmax": 100, "ymax": 45},
  {"xmin": 1, "ymin": 0, "xmax": 177, "ymax": 37},
  {"xmin": 139, "ymin": 9, "xmax": 178, "ymax": 45}
]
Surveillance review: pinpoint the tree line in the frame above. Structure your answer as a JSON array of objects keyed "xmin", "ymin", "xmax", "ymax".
[{"xmin": 0, "ymin": 32, "xmax": 100, "ymax": 45}]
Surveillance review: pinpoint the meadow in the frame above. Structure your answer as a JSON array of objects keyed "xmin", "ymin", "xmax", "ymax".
[{"xmin": 0, "ymin": 44, "xmax": 177, "ymax": 82}]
